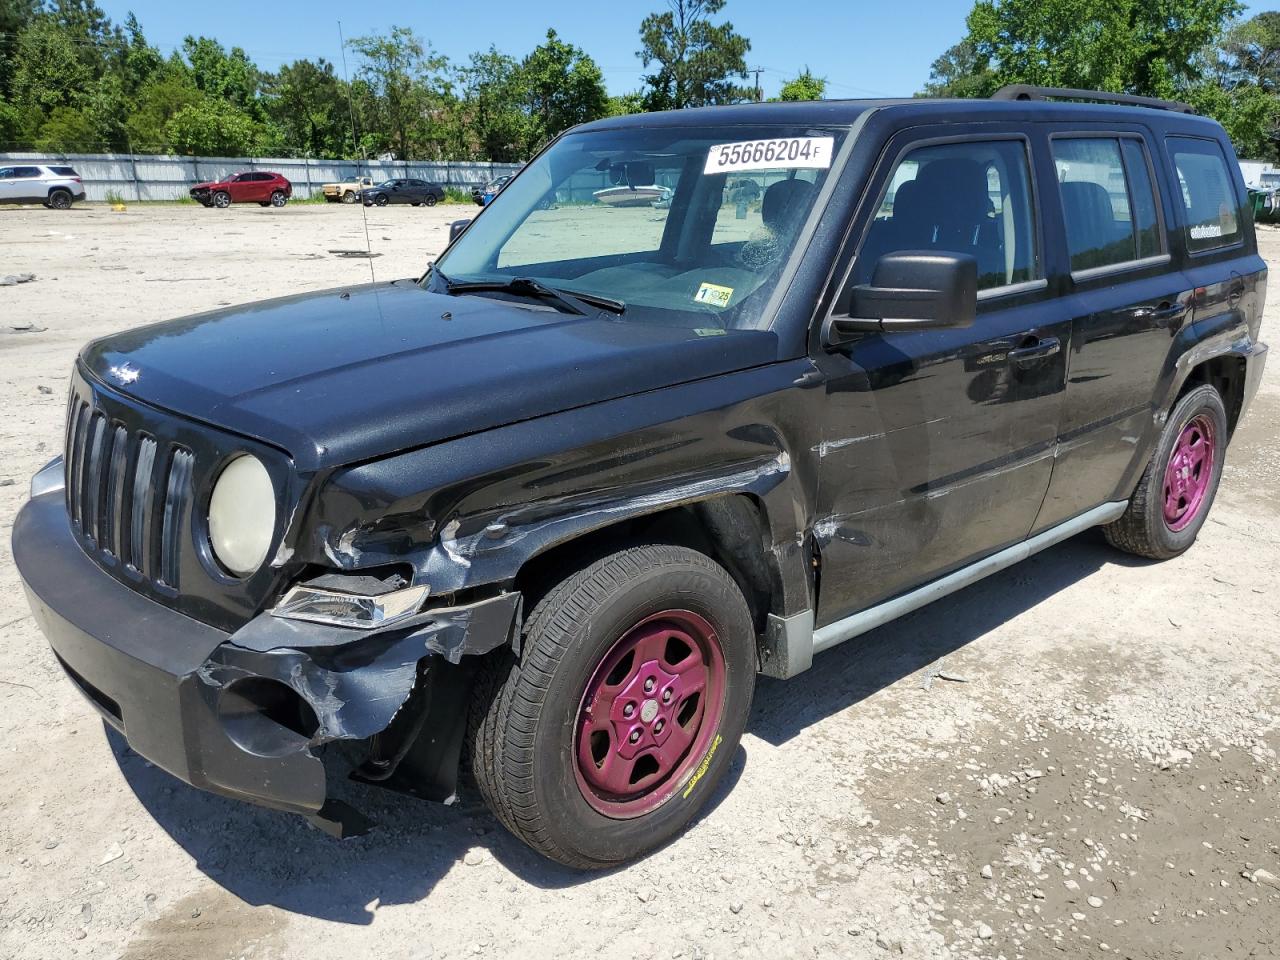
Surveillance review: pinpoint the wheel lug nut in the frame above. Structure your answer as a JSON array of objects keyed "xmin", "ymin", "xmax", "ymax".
[
  {"xmin": 623, "ymin": 702, "xmax": 635, "ymax": 718},
  {"xmin": 629, "ymin": 730, "xmax": 641, "ymax": 743},
  {"xmin": 654, "ymin": 719, "xmax": 665, "ymax": 734},
  {"xmin": 662, "ymin": 689, "xmax": 672, "ymax": 704},
  {"xmin": 644, "ymin": 677, "xmax": 655, "ymax": 693}
]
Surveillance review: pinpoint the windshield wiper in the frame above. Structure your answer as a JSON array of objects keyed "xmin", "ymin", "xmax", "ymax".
[{"xmin": 444, "ymin": 276, "xmax": 626, "ymax": 314}]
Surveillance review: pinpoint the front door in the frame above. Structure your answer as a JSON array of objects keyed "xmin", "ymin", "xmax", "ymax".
[
  {"xmin": 813, "ymin": 131, "xmax": 1069, "ymax": 624},
  {"xmin": 0, "ymin": 167, "xmax": 17, "ymax": 202}
]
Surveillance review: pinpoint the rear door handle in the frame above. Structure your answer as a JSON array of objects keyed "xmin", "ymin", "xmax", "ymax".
[{"xmin": 1008, "ymin": 336, "xmax": 1061, "ymax": 367}]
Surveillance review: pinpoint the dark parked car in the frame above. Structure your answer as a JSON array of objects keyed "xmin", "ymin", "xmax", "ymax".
[
  {"xmin": 14, "ymin": 88, "xmax": 1268, "ymax": 870},
  {"xmin": 361, "ymin": 178, "xmax": 445, "ymax": 207},
  {"xmin": 190, "ymin": 171, "xmax": 292, "ymax": 208}
]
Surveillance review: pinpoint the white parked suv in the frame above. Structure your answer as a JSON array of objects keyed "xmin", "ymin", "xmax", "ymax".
[{"xmin": 0, "ymin": 164, "xmax": 87, "ymax": 209}]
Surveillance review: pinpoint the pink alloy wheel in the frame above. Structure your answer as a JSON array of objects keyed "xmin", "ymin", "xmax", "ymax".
[
  {"xmin": 1163, "ymin": 413, "xmax": 1216, "ymax": 532},
  {"xmin": 574, "ymin": 610, "xmax": 726, "ymax": 818}
]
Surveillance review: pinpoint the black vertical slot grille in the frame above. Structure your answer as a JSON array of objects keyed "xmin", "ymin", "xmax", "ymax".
[
  {"xmin": 128, "ymin": 437, "xmax": 158, "ymax": 578},
  {"xmin": 159, "ymin": 449, "xmax": 193, "ymax": 588}
]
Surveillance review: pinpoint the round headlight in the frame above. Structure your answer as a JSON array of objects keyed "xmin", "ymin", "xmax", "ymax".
[{"xmin": 208, "ymin": 455, "xmax": 276, "ymax": 577}]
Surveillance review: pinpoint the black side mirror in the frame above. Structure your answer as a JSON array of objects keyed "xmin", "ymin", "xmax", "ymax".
[
  {"xmin": 825, "ymin": 251, "xmax": 978, "ymax": 347},
  {"xmin": 448, "ymin": 218, "xmax": 472, "ymax": 242}
]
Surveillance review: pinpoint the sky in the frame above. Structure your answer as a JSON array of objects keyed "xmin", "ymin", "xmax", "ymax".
[{"xmin": 96, "ymin": 0, "xmax": 1275, "ymax": 100}]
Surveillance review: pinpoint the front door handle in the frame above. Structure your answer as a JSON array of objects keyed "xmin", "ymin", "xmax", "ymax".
[{"xmin": 1008, "ymin": 336, "xmax": 1061, "ymax": 367}]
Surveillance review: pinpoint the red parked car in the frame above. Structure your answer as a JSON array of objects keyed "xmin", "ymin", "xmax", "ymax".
[{"xmin": 190, "ymin": 171, "xmax": 292, "ymax": 209}]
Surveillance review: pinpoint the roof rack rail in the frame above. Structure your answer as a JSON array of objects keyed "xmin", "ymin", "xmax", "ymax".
[{"xmin": 992, "ymin": 84, "xmax": 1196, "ymax": 115}]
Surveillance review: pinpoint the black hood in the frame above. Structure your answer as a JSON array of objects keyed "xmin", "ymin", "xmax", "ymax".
[{"xmin": 81, "ymin": 282, "xmax": 780, "ymax": 470}]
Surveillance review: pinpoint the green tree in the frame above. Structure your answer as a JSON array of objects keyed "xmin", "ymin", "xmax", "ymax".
[
  {"xmin": 10, "ymin": 17, "xmax": 93, "ymax": 113},
  {"xmin": 776, "ymin": 67, "xmax": 826, "ymax": 101},
  {"xmin": 182, "ymin": 36, "xmax": 261, "ymax": 112},
  {"xmin": 606, "ymin": 91, "xmax": 647, "ymax": 116},
  {"xmin": 920, "ymin": 38, "xmax": 999, "ymax": 98},
  {"xmin": 517, "ymin": 29, "xmax": 608, "ymax": 152},
  {"xmin": 165, "ymin": 97, "xmax": 264, "ymax": 156},
  {"xmin": 0, "ymin": 0, "xmax": 42, "ymax": 100},
  {"xmin": 346, "ymin": 26, "xmax": 448, "ymax": 159},
  {"xmin": 262, "ymin": 59, "xmax": 350, "ymax": 157},
  {"xmin": 125, "ymin": 63, "xmax": 202, "ymax": 152},
  {"xmin": 638, "ymin": 0, "xmax": 751, "ymax": 110},
  {"xmin": 457, "ymin": 47, "xmax": 526, "ymax": 161},
  {"xmin": 960, "ymin": 0, "xmax": 1242, "ymax": 99},
  {"xmin": 1217, "ymin": 11, "xmax": 1280, "ymax": 93}
]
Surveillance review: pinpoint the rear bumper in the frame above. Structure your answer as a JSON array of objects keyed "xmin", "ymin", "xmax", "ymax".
[{"xmin": 13, "ymin": 488, "xmax": 519, "ymax": 831}]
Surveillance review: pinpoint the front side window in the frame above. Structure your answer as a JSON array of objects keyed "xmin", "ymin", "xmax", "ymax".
[
  {"xmin": 856, "ymin": 139, "xmax": 1039, "ymax": 292},
  {"xmin": 434, "ymin": 124, "xmax": 849, "ymax": 329},
  {"xmin": 1169, "ymin": 137, "xmax": 1241, "ymax": 253},
  {"xmin": 1053, "ymin": 137, "xmax": 1162, "ymax": 272}
]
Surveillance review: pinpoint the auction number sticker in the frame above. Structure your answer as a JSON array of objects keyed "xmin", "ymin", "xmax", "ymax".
[{"xmin": 704, "ymin": 136, "xmax": 835, "ymax": 174}]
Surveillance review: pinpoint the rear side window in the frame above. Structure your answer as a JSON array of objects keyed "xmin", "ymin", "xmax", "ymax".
[
  {"xmin": 48, "ymin": 166, "xmax": 77, "ymax": 177},
  {"xmin": 13, "ymin": 166, "xmax": 42, "ymax": 178},
  {"xmin": 857, "ymin": 139, "xmax": 1039, "ymax": 292},
  {"xmin": 1169, "ymin": 137, "xmax": 1241, "ymax": 253},
  {"xmin": 1052, "ymin": 137, "xmax": 1162, "ymax": 273}
]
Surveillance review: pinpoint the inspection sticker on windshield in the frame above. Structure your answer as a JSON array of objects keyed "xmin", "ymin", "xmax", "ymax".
[
  {"xmin": 704, "ymin": 136, "xmax": 834, "ymax": 174},
  {"xmin": 694, "ymin": 282, "xmax": 734, "ymax": 308}
]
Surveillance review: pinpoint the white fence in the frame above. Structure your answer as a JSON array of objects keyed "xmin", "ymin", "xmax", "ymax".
[{"xmin": 0, "ymin": 153, "xmax": 524, "ymax": 202}]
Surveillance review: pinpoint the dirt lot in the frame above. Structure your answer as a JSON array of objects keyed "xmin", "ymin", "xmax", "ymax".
[{"xmin": 0, "ymin": 204, "xmax": 1277, "ymax": 960}]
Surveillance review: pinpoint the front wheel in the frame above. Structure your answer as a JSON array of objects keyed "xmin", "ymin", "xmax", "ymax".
[
  {"xmin": 212, "ymin": 191, "xmax": 231, "ymax": 208},
  {"xmin": 341, "ymin": 190, "xmax": 357, "ymax": 204},
  {"xmin": 1104, "ymin": 383, "xmax": 1228, "ymax": 560},
  {"xmin": 468, "ymin": 544, "xmax": 755, "ymax": 869},
  {"xmin": 270, "ymin": 190, "xmax": 287, "ymax": 208},
  {"xmin": 374, "ymin": 194, "xmax": 388, "ymax": 207}
]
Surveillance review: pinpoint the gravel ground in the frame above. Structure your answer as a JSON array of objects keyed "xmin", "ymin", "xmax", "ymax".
[{"xmin": 0, "ymin": 204, "xmax": 1276, "ymax": 960}]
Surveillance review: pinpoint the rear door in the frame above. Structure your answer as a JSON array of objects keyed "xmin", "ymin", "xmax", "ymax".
[
  {"xmin": 0, "ymin": 167, "xmax": 17, "ymax": 201},
  {"xmin": 1034, "ymin": 128, "xmax": 1190, "ymax": 530},
  {"xmin": 812, "ymin": 128, "xmax": 1070, "ymax": 623}
]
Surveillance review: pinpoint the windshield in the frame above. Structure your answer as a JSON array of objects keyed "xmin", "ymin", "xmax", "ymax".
[{"xmin": 431, "ymin": 123, "xmax": 850, "ymax": 330}]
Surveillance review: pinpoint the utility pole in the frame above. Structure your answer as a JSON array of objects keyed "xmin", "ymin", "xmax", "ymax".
[{"xmin": 751, "ymin": 67, "xmax": 763, "ymax": 102}]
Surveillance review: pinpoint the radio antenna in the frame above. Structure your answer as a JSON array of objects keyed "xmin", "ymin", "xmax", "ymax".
[{"xmin": 338, "ymin": 20, "xmax": 376, "ymax": 285}]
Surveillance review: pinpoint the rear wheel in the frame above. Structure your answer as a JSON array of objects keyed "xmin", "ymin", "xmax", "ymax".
[
  {"xmin": 212, "ymin": 191, "xmax": 231, "ymax": 208},
  {"xmin": 1104, "ymin": 383, "xmax": 1228, "ymax": 560},
  {"xmin": 270, "ymin": 190, "xmax": 287, "ymax": 208},
  {"xmin": 47, "ymin": 189, "xmax": 72, "ymax": 210},
  {"xmin": 468, "ymin": 544, "xmax": 755, "ymax": 868},
  {"xmin": 424, "ymin": 194, "xmax": 438, "ymax": 207}
]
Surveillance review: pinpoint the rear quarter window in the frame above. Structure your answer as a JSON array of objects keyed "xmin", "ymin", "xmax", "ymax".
[
  {"xmin": 48, "ymin": 166, "xmax": 78, "ymax": 177},
  {"xmin": 1168, "ymin": 137, "xmax": 1241, "ymax": 253}
]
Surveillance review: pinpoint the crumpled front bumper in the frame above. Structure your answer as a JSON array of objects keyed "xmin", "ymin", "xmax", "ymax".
[{"xmin": 12, "ymin": 488, "xmax": 519, "ymax": 833}]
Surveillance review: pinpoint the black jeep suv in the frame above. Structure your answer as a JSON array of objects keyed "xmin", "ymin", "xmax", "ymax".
[{"xmin": 13, "ymin": 87, "xmax": 1268, "ymax": 869}]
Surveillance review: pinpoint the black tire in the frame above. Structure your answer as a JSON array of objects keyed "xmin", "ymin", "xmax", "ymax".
[
  {"xmin": 212, "ymin": 191, "xmax": 231, "ymax": 208},
  {"xmin": 374, "ymin": 194, "xmax": 389, "ymax": 207},
  {"xmin": 424, "ymin": 194, "xmax": 438, "ymax": 207},
  {"xmin": 341, "ymin": 190, "xmax": 357, "ymax": 204},
  {"xmin": 47, "ymin": 189, "xmax": 72, "ymax": 210},
  {"xmin": 468, "ymin": 544, "xmax": 755, "ymax": 869},
  {"xmin": 1104, "ymin": 383, "xmax": 1228, "ymax": 560},
  {"xmin": 270, "ymin": 190, "xmax": 287, "ymax": 208}
]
